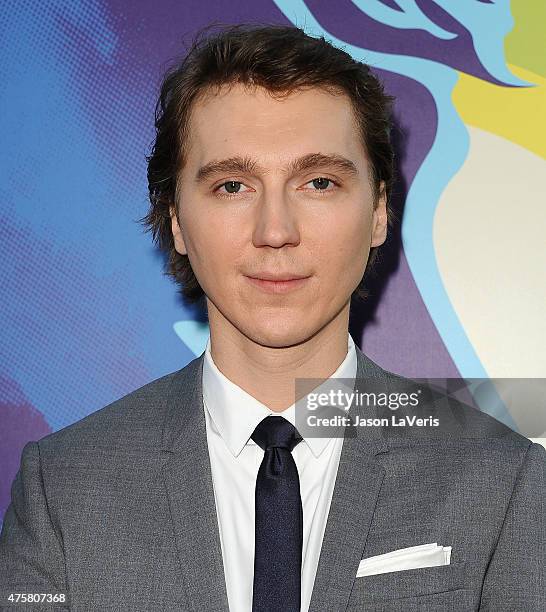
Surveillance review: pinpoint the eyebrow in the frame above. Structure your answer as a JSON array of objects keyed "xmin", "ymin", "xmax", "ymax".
[{"xmin": 194, "ymin": 153, "xmax": 359, "ymax": 184}]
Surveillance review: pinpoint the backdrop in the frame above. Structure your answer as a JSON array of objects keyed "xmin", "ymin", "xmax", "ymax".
[{"xmin": 1, "ymin": 0, "xmax": 545, "ymax": 523}]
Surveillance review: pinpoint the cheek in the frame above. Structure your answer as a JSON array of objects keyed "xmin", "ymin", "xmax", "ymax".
[
  {"xmin": 315, "ymin": 207, "xmax": 372, "ymax": 272},
  {"xmin": 180, "ymin": 205, "xmax": 244, "ymax": 275}
]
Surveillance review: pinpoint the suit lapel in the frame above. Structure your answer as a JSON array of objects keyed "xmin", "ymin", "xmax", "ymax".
[
  {"xmin": 161, "ymin": 344, "xmax": 390, "ymax": 612},
  {"xmin": 308, "ymin": 346, "xmax": 390, "ymax": 612},
  {"xmin": 161, "ymin": 354, "xmax": 230, "ymax": 612}
]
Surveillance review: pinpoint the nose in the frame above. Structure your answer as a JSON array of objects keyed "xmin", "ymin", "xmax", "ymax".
[{"xmin": 251, "ymin": 188, "xmax": 301, "ymax": 249}]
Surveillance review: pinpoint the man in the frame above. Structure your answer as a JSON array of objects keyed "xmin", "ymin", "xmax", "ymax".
[{"xmin": 1, "ymin": 24, "xmax": 544, "ymax": 612}]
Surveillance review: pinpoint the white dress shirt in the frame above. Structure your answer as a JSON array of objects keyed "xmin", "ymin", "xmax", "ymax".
[{"xmin": 202, "ymin": 333, "xmax": 358, "ymax": 612}]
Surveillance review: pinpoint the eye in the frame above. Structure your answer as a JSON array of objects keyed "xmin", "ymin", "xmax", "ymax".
[
  {"xmin": 215, "ymin": 180, "xmax": 251, "ymax": 197},
  {"xmin": 303, "ymin": 177, "xmax": 338, "ymax": 193}
]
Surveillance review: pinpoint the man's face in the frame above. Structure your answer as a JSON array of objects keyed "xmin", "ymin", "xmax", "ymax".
[{"xmin": 170, "ymin": 83, "xmax": 387, "ymax": 347}]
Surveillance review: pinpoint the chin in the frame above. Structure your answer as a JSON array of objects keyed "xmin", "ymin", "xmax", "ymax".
[{"xmin": 244, "ymin": 319, "xmax": 313, "ymax": 349}]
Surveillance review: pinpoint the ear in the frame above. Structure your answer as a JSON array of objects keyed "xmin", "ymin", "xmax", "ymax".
[
  {"xmin": 370, "ymin": 181, "xmax": 388, "ymax": 248},
  {"xmin": 169, "ymin": 204, "xmax": 188, "ymax": 255}
]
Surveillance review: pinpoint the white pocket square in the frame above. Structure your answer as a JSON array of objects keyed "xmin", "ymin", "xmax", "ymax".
[{"xmin": 356, "ymin": 542, "xmax": 452, "ymax": 577}]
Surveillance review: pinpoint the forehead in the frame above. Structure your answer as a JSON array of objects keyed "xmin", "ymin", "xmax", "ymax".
[{"xmin": 183, "ymin": 83, "xmax": 367, "ymax": 169}]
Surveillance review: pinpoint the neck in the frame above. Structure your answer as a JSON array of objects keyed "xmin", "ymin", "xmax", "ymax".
[{"xmin": 206, "ymin": 301, "xmax": 351, "ymax": 412}]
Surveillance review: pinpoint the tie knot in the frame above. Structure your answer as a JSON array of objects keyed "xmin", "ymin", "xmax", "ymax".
[{"xmin": 251, "ymin": 415, "xmax": 303, "ymax": 452}]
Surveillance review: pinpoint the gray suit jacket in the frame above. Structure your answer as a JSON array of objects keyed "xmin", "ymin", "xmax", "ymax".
[{"xmin": 1, "ymin": 346, "xmax": 545, "ymax": 611}]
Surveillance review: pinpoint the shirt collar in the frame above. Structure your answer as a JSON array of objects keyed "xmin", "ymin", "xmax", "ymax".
[{"xmin": 202, "ymin": 333, "xmax": 358, "ymax": 458}]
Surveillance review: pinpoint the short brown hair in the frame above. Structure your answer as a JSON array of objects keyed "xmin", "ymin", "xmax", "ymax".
[{"xmin": 141, "ymin": 23, "xmax": 396, "ymax": 305}]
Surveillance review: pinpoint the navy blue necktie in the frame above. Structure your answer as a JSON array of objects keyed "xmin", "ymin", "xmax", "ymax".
[{"xmin": 251, "ymin": 415, "xmax": 304, "ymax": 612}]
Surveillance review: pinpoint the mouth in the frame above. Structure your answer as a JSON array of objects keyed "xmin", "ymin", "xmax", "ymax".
[{"xmin": 244, "ymin": 275, "xmax": 312, "ymax": 294}]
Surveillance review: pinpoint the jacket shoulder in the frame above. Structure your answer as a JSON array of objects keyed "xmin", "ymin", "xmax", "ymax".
[
  {"xmin": 37, "ymin": 355, "xmax": 202, "ymax": 453},
  {"xmin": 359, "ymin": 355, "xmax": 533, "ymax": 449}
]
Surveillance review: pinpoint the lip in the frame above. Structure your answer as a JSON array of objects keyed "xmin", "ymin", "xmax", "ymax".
[
  {"xmin": 247, "ymin": 271, "xmax": 310, "ymax": 281},
  {"xmin": 244, "ymin": 275, "xmax": 311, "ymax": 294}
]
